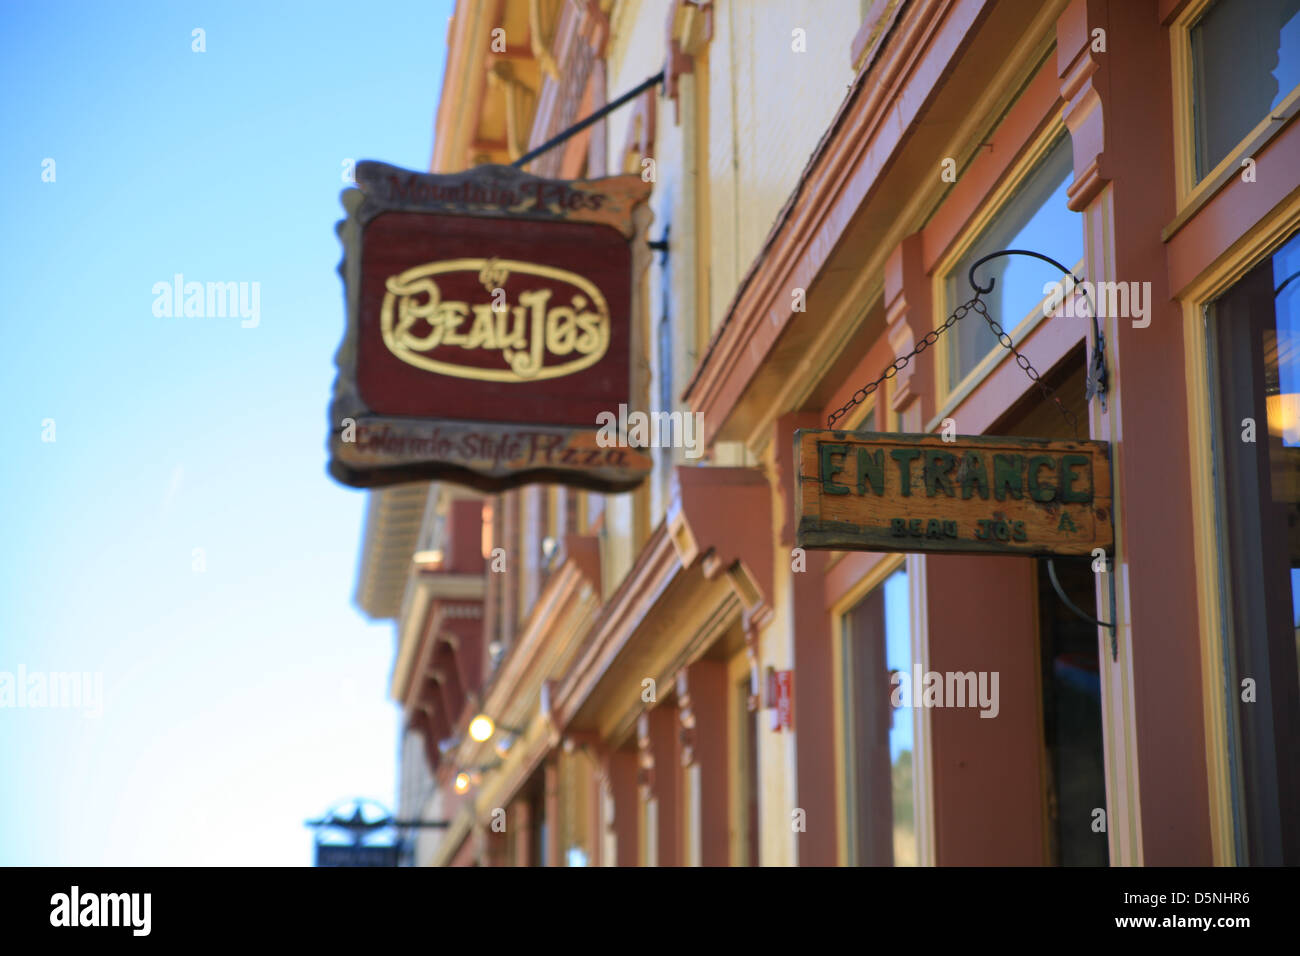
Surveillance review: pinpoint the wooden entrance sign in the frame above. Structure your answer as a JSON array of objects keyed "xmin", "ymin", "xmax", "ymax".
[{"xmin": 795, "ymin": 429, "xmax": 1112, "ymax": 556}]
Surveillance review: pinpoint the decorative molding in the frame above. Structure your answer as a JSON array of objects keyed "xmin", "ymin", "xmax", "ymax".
[
  {"xmin": 621, "ymin": 88, "xmax": 657, "ymax": 175},
  {"xmin": 665, "ymin": 0, "xmax": 712, "ymax": 125},
  {"xmin": 529, "ymin": 0, "xmax": 564, "ymax": 80},
  {"xmin": 676, "ymin": 670, "xmax": 697, "ymax": 767},
  {"xmin": 389, "ymin": 576, "xmax": 486, "ymax": 706},
  {"xmin": 636, "ymin": 711, "xmax": 655, "ymax": 799},
  {"xmin": 1057, "ymin": 0, "xmax": 1109, "ymax": 211},
  {"xmin": 487, "ymin": 60, "xmax": 539, "ymax": 161},
  {"xmin": 666, "ymin": 465, "xmax": 774, "ymax": 619},
  {"xmin": 883, "ymin": 233, "xmax": 931, "ymax": 413},
  {"xmin": 525, "ymin": 0, "xmax": 604, "ymax": 179}
]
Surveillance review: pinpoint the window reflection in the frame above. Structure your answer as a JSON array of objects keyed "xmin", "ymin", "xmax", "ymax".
[
  {"xmin": 946, "ymin": 135, "xmax": 1081, "ymax": 392},
  {"xmin": 1208, "ymin": 227, "xmax": 1300, "ymax": 864},
  {"xmin": 1191, "ymin": 0, "xmax": 1300, "ymax": 178},
  {"xmin": 844, "ymin": 567, "xmax": 914, "ymax": 865}
]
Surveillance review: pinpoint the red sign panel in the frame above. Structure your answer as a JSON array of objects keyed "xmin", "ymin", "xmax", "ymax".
[{"xmin": 327, "ymin": 162, "xmax": 654, "ymax": 492}]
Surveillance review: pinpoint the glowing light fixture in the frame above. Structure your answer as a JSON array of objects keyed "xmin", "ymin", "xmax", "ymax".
[
  {"xmin": 468, "ymin": 713, "xmax": 525, "ymax": 743},
  {"xmin": 1267, "ymin": 392, "xmax": 1300, "ymax": 445},
  {"xmin": 468, "ymin": 715, "xmax": 496, "ymax": 742}
]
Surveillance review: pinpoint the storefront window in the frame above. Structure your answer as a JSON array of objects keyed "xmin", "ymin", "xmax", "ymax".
[
  {"xmin": 1190, "ymin": 0, "xmax": 1300, "ymax": 179},
  {"xmin": 1207, "ymin": 227, "xmax": 1300, "ymax": 865},
  {"xmin": 945, "ymin": 134, "xmax": 1081, "ymax": 393},
  {"xmin": 843, "ymin": 567, "xmax": 915, "ymax": 865}
]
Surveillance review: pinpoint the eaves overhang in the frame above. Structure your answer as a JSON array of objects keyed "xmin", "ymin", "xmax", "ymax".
[
  {"xmin": 355, "ymin": 483, "xmax": 431, "ymax": 620},
  {"xmin": 390, "ymin": 571, "xmax": 487, "ymax": 707},
  {"xmin": 683, "ymin": 0, "xmax": 1056, "ymax": 453},
  {"xmin": 552, "ymin": 465, "xmax": 774, "ymax": 745}
]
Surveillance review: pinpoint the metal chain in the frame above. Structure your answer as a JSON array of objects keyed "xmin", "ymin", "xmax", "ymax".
[
  {"xmin": 980, "ymin": 300, "xmax": 1080, "ymax": 439},
  {"xmin": 826, "ymin": 293, "xmax": 1079, "ymax": 439}
]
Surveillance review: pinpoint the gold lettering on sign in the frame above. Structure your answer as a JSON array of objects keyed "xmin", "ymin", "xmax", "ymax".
[{"xmin": 380, "ymin": 258, "xmax": 611, "ymax": 382}]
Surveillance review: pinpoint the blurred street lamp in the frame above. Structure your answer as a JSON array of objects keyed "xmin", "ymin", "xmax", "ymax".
[{"xmin": 467, "ymin": 713, "xmax": 524, "ymax": 743}]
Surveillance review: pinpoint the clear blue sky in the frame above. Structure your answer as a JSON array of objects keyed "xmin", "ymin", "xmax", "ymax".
[{"xmin": 0, "ymin": 0, "xmax": 452, "ymax": 865}]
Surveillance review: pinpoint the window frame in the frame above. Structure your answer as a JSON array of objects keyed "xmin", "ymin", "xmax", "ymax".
[
  {"xmin": 832, "ymin": 553, "xmax": 916, "ymax": 866},
  {"xmin": 931, "ymin": 117, "xmax": 1083, "ymax": 420},
  {"xmin": 1169, "ymin": 0, "xmax": 1300, "ymax": 221},
  {"xmin": 838, "ymin": 389, "xmax": 878, "ymax": 433},
  {"xmin": 1180, "ymin": 190, "xmax": 1300, "ymax": 865}
]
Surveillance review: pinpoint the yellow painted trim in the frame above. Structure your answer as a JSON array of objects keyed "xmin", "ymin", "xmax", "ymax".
[
  {"xmin": 1168, "ymin": 0, "xmax": 1212, "ymax": 206},
  {"xmin": 576, "ymin": 490, "xmax": 588, "ymax": 535},
  {"xmin": 906, "ymin": 552, "xmax": 935, "ymax": 866},
  {"xmin": 829, "ymin": 552, "xmax": 905, "ymax": 866},
  {"xmin": 1168, "ymin": 92, "xmax": 1300, "ymax": 241},
  {"xmin": 932, "ymin": 112, "xmax": 1075, "ymax": 416},
  {"xmin": 694, "ymin": 46, "xmax": 713, "ymax": 360},
  {"xmin": 840, "ymin": 392, "xmax": 877, "ymax": 433},
  {"xmin": 1176, "ymin": 191, "xmax": 1300, "ymax": 866},
  {"xmin": 1181, "ymin": 295, "xmax": 1236, "ymax": 866}
]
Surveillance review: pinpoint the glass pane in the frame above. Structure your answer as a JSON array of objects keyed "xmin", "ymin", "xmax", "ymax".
[
  {"xmin": 1036, "ymin": 559, "xmax": 1108, "ymax": 866},
  {"xmin": 1208, "ymin": 227, "xmax": 1300, "ymax": 864},
  {"xmin": 1191, "ymin": 0, "xmax": 1300, "ymax": 178},
  {"xmin": 843, "ymin": 567, "xmax": 914, "ymax": 865},
  {"xmin": 883, "ymin": 569, "xmax": 915, "ymax": 866},
  {"xmin": 946, "ymin": 135, "xmax": 1081, "ymax": 391}
]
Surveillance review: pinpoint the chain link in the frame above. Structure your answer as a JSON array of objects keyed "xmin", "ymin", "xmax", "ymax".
[{"xmin": 826, "ymin": 292, "xmax": 1079, "ymax": 439}]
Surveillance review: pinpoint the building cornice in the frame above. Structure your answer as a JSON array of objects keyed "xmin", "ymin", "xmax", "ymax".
[
  {"xmin": 390, "ymin": 572, "xmax": 486, "ymax": 706},
  {"xmin": 553, "ymin": 465, "xmax": 773, "ymax": 744},
  {"xmin": 681, "ymin": 0, "xmax": 1057, "ymax": 450},
  {"xmin": 681, "ymin": 0, "xmax": 958, "ymax": 443}
]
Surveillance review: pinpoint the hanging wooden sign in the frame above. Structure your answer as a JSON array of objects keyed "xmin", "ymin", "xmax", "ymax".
[
  {"xmin": 795, "ymin": 429, "xmax": 1112, "ymax": 556},
  {"xmin": 327, "ymin": 161, "xmax": 654, "ymax": 492}
]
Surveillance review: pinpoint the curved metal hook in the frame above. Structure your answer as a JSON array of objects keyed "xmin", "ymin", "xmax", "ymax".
[
  {"xmin": 1046, "ymin": 558, "xmax": 1114, "ymax": 630},
  {"xmin": 967, "ymin": 247, "xmax": 1107, "ymax": 410},
  {"xmin": 967, "ymin": 248, "xmax": 1082, "ymax": 296}
]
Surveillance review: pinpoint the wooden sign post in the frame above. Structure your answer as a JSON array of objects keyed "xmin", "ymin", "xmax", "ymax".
[{"xmin": 795, "ymin": 429, "xmax": 1112, "ymax": 556}]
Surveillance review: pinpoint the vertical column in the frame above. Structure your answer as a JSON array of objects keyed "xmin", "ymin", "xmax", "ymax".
[
  {"xmin": 884, "ymin": 234, "xmax": 944, "ymax": 866},
  {"xmin": 927, "ymin": 555, "xmax": 1045, "ymax": 864},
  {"xmin": 515, "ymin": 800, "xmax": 532, "ymax": 868},
  {"xmin": 640, "ymin": 706, "xmax": 682, "ymax": 866},
  {"xmin": 775, "ymin": 411, "xmax": 837, "ymax": 866},
  {"xmin": 483, "ymin": 820, "xmax": 507, "ymax": 867},
  {"xmin": 501, "ymin": 490, "xmax": 519, "ymax": 648},
  {"xmin": 1057, "ymin": 0, "xmax": 1212, "ymax": 865},
  {"xmin": 482, "ymin": 498, "xmax": 501, "ymax": 679},
  {"xmin": 588, "ymin": 751, "xmax": 605, "ymax": 867},
  {"xmin": 884, "ymin": 233, "xmax": 934, "ymax": 426},
  {"xmin": 681, "ymin": 661, "xmax": 730, "ymax": 866},
  {"xmin": 544, "ymin": 757, "xmax": 562, "ymax": 867},
  {"xmin": 607, "ymin": 748, "xmax": 639, "ymax": 866}
]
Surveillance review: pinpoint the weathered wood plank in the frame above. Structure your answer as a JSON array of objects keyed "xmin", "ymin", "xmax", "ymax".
[{"xmin": 795, "ymin": 429, "xmax": 1113, "ymax": 556}]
